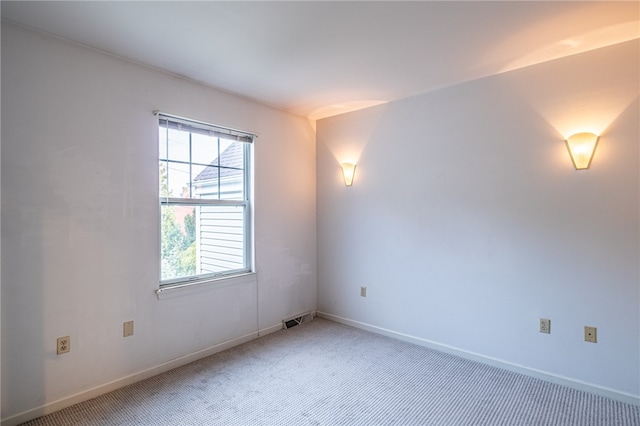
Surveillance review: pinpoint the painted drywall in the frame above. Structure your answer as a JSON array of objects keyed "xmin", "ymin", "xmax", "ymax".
[
  {"xmin": 317, "ymin": 40, "xmax": 639, "ymax": 400},
  {"xmin": 1, "ymin": 23, "xmax": 316, "ymax": 421}
]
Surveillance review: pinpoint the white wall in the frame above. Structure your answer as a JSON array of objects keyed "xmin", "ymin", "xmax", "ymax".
[
  {"xmin": 317, "ymin": 40, "xmax": 639, "ymax": 402},
  {"xmin": 1, "ymin": 23, "xmax": 316, "ymax": 422}
]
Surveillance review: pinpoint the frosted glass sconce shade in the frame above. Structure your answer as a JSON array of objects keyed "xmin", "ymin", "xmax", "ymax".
[
  {"xmin": 565, "ymin": 133, "xmax": 599, "ymax": 170},
  {"xmin": 341, "ymin": 163, "xmax": 356, "ymax": 186}
]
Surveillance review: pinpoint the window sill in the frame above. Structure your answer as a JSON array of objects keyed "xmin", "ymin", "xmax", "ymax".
[{"xmin": 156, "ymin": 272, "xmax": 257, "ymax": 300}]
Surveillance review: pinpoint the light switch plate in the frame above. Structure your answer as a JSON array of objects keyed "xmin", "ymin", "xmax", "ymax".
[{"xmin": 123, "ymin": 321, "xmax": 134, "ymax": 337}]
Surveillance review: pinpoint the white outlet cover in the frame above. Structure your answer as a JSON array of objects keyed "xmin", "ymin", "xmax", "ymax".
[{"xmin": 539, "ymin": 318, "xmax": 550, "ymax": 333}]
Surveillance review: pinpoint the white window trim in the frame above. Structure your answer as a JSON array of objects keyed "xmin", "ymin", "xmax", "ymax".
[
  {"xmin": 156, "ymin": 112, "xmax": 255, "ymax": 291},
  {"xmin": 155, "ymin": 272, "xmax": 257, "ymax": 300}
]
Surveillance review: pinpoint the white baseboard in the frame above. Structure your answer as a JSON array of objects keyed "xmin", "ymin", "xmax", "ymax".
[
  {"xmin": 1, "ymin": 331, "xmax": 260, "ymax": 426},
  {"xmin": 316, "ymin": 311, "xmax": 640, "ymax": 407},
  {"xmin": 259, "ymin": 322, "xmax": 284, "ymax": 336}
]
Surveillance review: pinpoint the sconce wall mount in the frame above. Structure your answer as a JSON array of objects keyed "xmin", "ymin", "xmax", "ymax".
[
  {"xmin": 341, "ymin": 162, "xmax": 356, "ymax": 186},
  {"xmin": 565, "ymin": 132, "xmax": 599, "ymax": 170}
]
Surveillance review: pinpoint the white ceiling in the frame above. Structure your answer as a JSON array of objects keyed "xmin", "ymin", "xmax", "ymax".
[{"xmin": 2, "ymin": 1, "xmax": 638, "ymax": 120}]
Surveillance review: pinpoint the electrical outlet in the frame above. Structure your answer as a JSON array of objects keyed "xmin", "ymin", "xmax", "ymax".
[
  {"xmin": 57, "ymin": 336, "xmax": 70, "ymax": 354},
  {"xmin": 584, "ymin": 326, "xmax": 597, "ymax": 343},
  {"xmin": 360, "ymin": 286, "xmax": 367, "ymax": 297},
  {"xmin": 539, "ymin": 318, "xmax": 551, "ymax": 334},
  {"xmin": 123, "ymin": 320, "xmax": 134, "ymax": 337}
]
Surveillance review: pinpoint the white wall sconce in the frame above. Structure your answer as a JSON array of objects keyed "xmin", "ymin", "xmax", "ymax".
[
  {"xmin": 341, "ymin": 163, "xmax": 356, "ymax": 186},
  {"xmin": 565, "ymin": 132, "xmax": 599, "ymax": 170}
]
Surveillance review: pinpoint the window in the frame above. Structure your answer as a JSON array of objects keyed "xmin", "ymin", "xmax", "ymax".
[{"xmin": 158, "ymin": 113, "xmax": 253, "ymax": 286}]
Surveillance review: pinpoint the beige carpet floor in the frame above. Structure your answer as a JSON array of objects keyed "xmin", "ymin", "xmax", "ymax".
[{"xmin": 21, "ymin": 317, "xmax": 640, "ymax": 425}]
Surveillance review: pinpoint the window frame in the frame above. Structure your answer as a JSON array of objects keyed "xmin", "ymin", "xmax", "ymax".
[{"xmin": 157, "ymin": 112, "xmax": 254, "ymax": 288}]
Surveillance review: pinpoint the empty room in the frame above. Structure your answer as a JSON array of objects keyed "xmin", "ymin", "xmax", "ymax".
[{"xmin": 1, "ymin": 1, "xmax": 639, "ymax": 425}]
